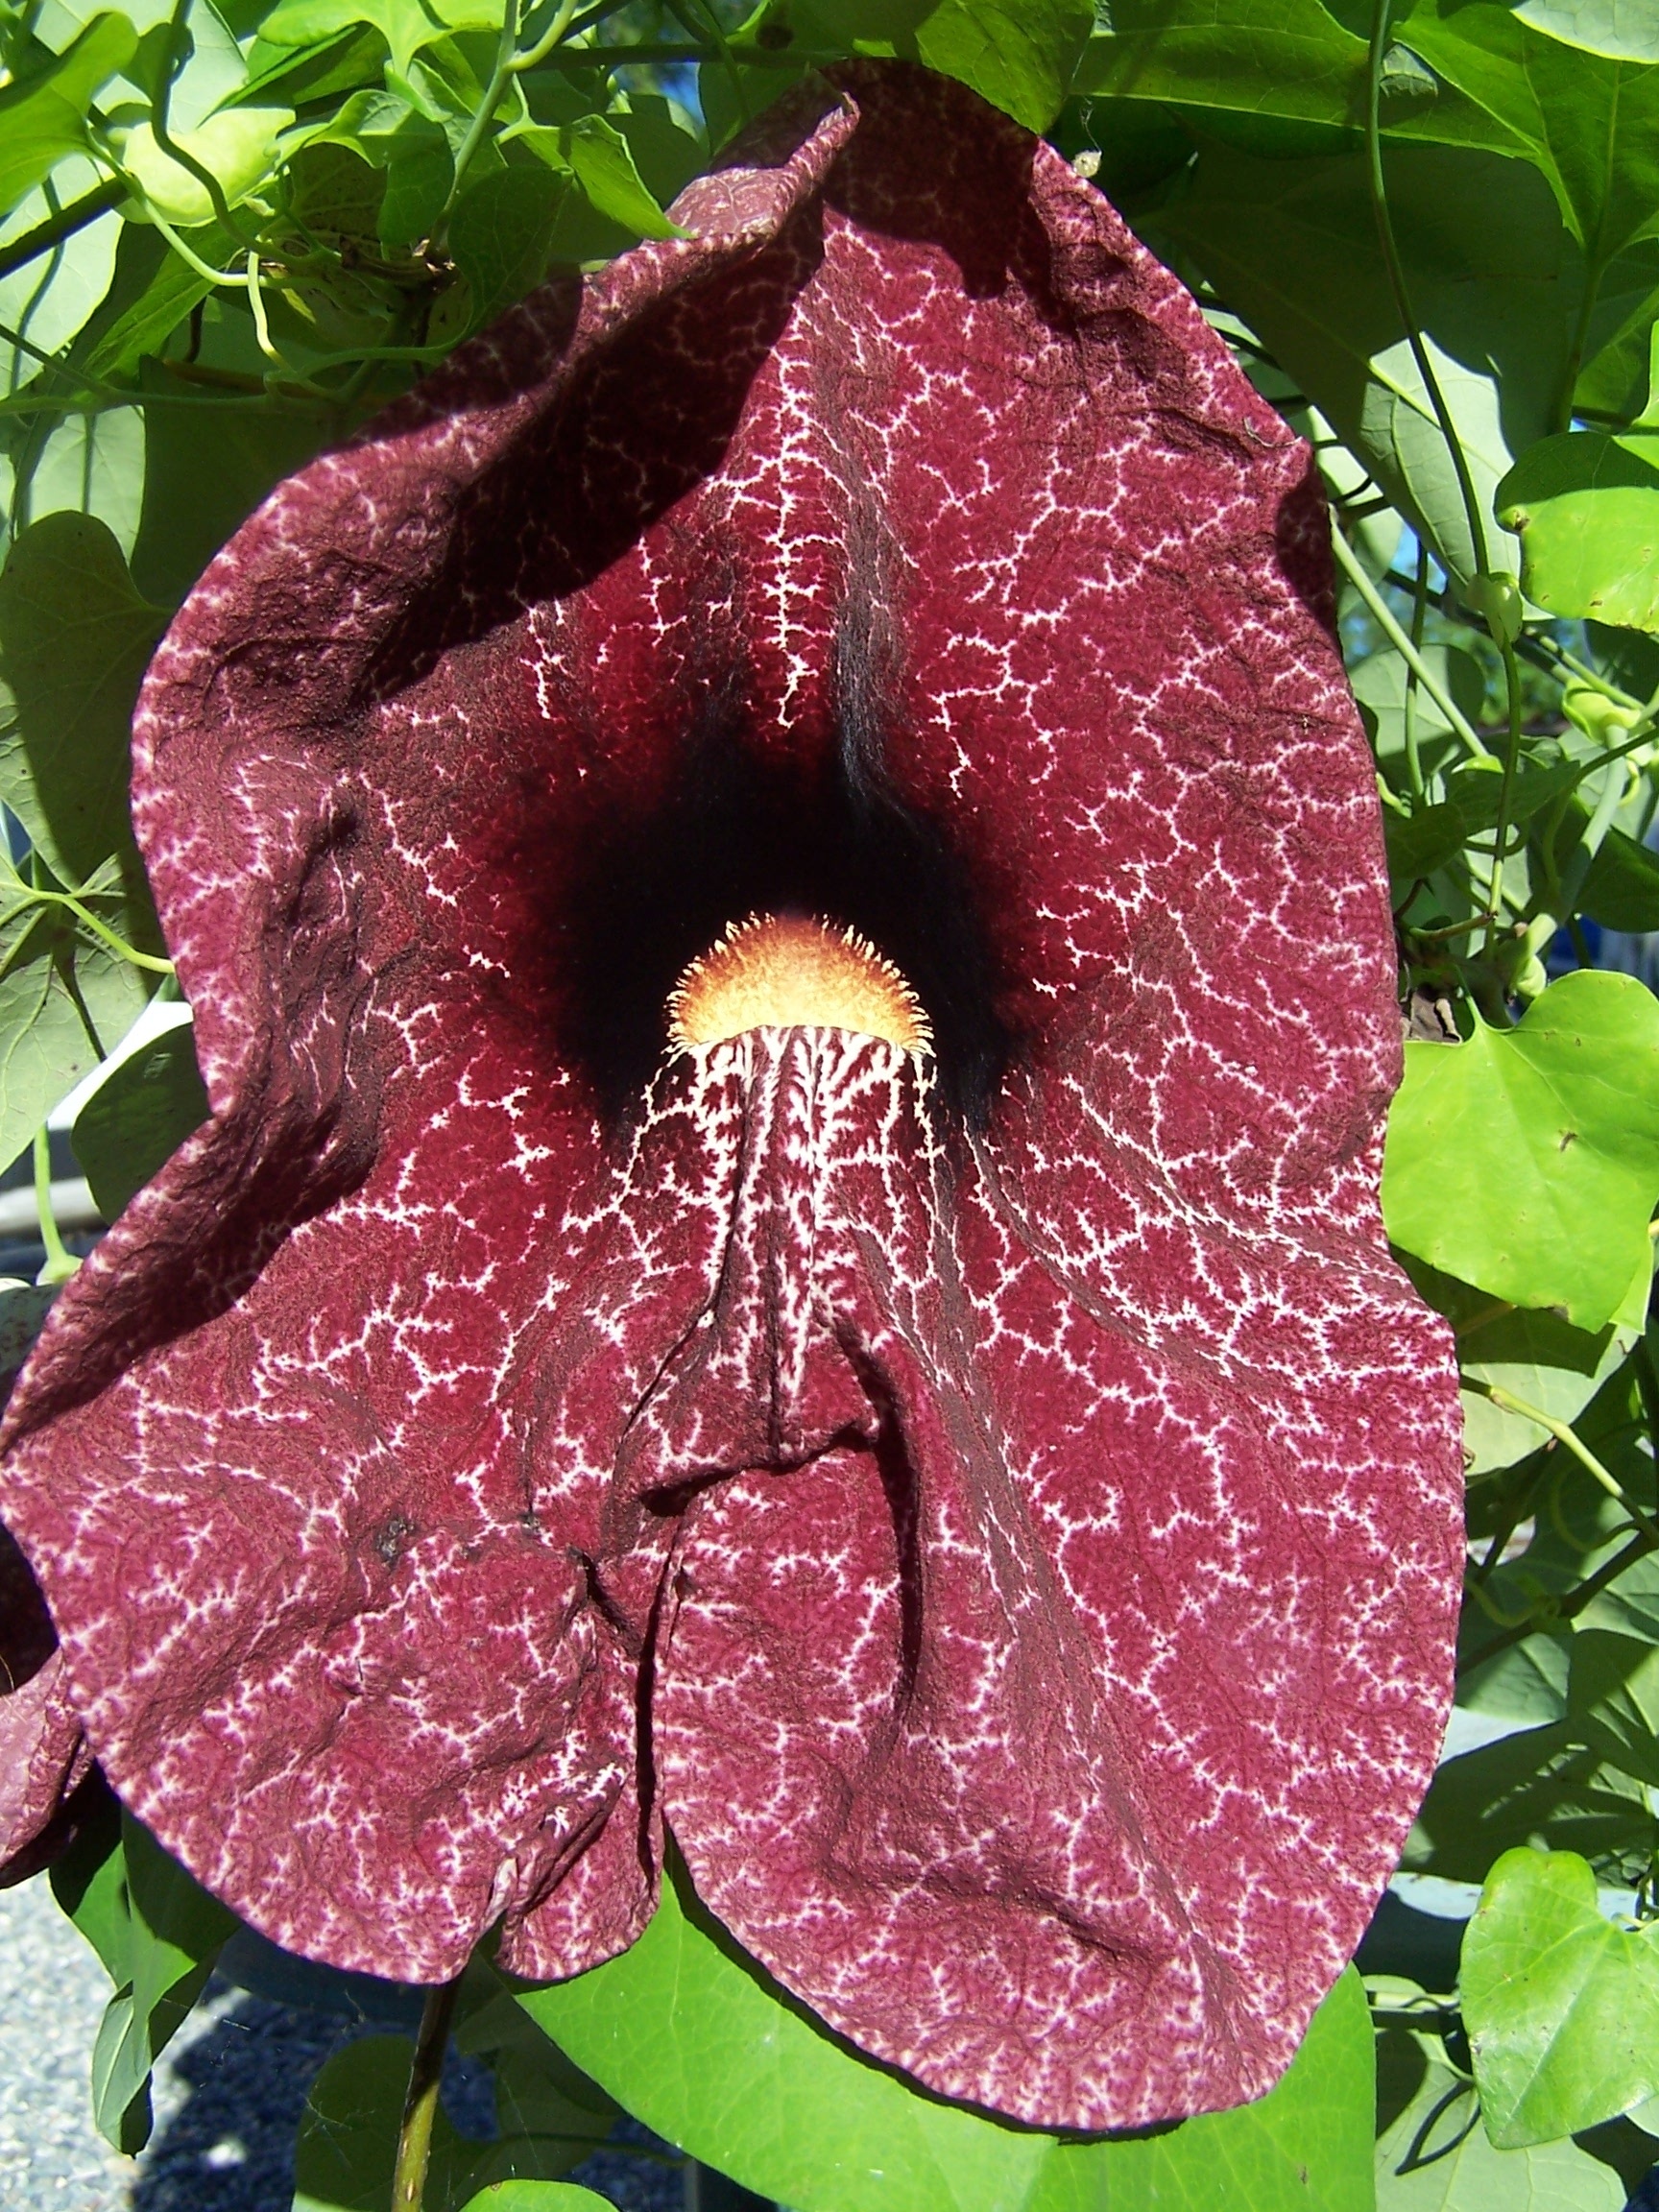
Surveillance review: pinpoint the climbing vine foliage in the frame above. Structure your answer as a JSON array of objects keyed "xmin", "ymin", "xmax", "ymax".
[{"xmin": 5, "ymin": 0, "xmax": 1659, "ymax": 2207}]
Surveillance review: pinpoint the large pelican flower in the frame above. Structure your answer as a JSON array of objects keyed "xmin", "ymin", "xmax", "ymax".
[{"xmin": 0, "ymin": 66, "xmax": 1462, "ymax": 2132}]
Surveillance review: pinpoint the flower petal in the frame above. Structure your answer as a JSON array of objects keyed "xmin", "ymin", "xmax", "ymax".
[
  {"xmin": 0, "ymin": 63, "xmax": 1461, "ymax": 2128},
  {"xmin": 0, "ymin": 1530, "xmax": 98, "ymax": 1885}
]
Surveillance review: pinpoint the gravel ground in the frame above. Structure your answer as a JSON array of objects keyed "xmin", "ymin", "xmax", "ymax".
[
  {"xmin": 0, "ymin": 1871, "xmax": 690, "ymax": 2211},
  {"xmin": 1, "ymin": 1870, "xmax": 140, "ymax": 2210}
]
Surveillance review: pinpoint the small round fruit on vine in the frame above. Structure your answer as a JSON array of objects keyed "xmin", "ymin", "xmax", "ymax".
[{"xmin": 1465, "ymin": 569, "xmax": 1524, "ymax": 646}]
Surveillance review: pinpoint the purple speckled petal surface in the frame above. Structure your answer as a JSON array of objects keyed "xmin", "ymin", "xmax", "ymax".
[{"xmin": 0, "ymin": 66, "xmax": 1463, "ymax": 2130}]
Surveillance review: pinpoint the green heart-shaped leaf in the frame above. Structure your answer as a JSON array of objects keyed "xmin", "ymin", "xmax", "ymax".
[
  {"xmin": 1382, "ymin": 970, "xmax": 1659, "ymax": 1332},
  {"xmin": 1499, "ymin": 427, "xmax": 1659, "ymax": 631},
  {"xmin": 1462, "ymin": 1847, "xmax": 1659, "ymax": 2147}
]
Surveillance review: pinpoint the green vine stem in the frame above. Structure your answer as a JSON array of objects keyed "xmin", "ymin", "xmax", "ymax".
[
  {"xmin": 443, "ymin": 0, "xmax": 525, "ymax": 217},
  {"xmin": 511, "ymin": 0, "xmax": 585, "ymax": 75},
  {"xmin": 0, "ymin": 179, "xmax": 127, "ymax": 283},
  {"xmin": 1557, "ymin": 251, "xmax": 1607, "ymax": 437},
  {"xmin": 1328, "ymin": 526, "xmax": 1492, "ymax": 758},
  {"xmin": 1481, "ymin": 636, "xmax": 1527, "ymax": 942},
  {"xmin": 445, "ymin": 0, "xmax": 585, "ymax": 219},
  {"xmin": 1402, "ymin": 535, "xmax": 1430, "ymax": 800},
  {"xmin": 150, "ymin": 0, "xmax": 262, "ymax": 252},
  {"xmin": 1364, "ymin": 0, "xmax": 1490, "ymax": 582},
  {"xmin": 1364, "ymin": 0, "xmax": 1531, "ymax": 958},
  {"xmin": 125, "ymin": 197, "xmax": 252, "ymax": 290},
  {"xmin": 246, "ymin": 250, "xmax": 280, "ymax": 364},
  {"xmin": 1464, "ymin": 1575, "xmax": 1541, "ymax": 1629},
  {"xmin": 19, "ymin": 888, "xmax": 176, "ymax": 974},
  {"xmin": 1459, "ymin": 1529, "xmax": 1651, "ymax": 1677},
  {"xmin": 522, "ymin": 39, "xmax": 833, "ymax": 66},
  {"xmin": 1462, "ymin": 1377, "xmax": 1659, "ymax": 1547},
  {"xmin": 391, "ymin": 1976, "xmax": 462, "ymax": 2212},
  {"xmin": 1521, "ymin": 631, "xmax": 1644, "ymax": 712},
  {"xmin": 33, "ymin": 1126, "xmax": 78, "ymax": 1286},
  {"xmin": 1373, "ymin": 567, "xmax": 1647, "ymax": 715}
]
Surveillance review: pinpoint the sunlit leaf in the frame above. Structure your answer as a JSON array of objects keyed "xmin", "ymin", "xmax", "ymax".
[
  {"xmin": 301, "ymin": 82, "xmax": 419, "ymax": 165},
  {"xmin": 1499, "ymin": 422, "xmax": 1659, "ymax": 631},
  {"xmin": 110, "ymin": 107, "xmax": 293, "ymax": 229},
  {"xmin": 52, "ymin": 1808, "xmax": 239, "ymax": 2151},
  {"xmin": 294, "ymin": 82, "xmax": 456, "ymax": 248},
  {"xmin": 457, "ymin": 2188, "xmax": 614, "ymax": 2211},
  {"xmin": 521, "ymin": 1851, "xmax": 1376, "ymax": 2212},
  {"xmin": 1073, "ymin": 0, "xmax": 1522, "ymax": 150},
  {"xmin": 1374, "ymin": 2016, "xmax": 1623, "ymax": 2208},
  {"xmin": 257, "ymin": 0, "xmax": 498, "ymax": 82},
  {"xmin": 40, "ymin": 0, "xmax": 249, "ymax": 130},
  {"xmin": 21, "ymin": 405, "xmax": 147, "ymax": 556},
  {"xmin": 1515, "ymin": 0, "xmax": 1659, "ymax": 64},
  {"xmin": 48, "ymin": 1788, "xmax": 128, "ymax": 1980},
  {"xmin": 0, "ymin": 512, "xmax": 165, "ymax": 883},
  {"xmin": 240, "ymin": 22, "xmax": 389, "ymax": 105},
  {"xmin": 1462, "ymin": 1846, "xmax": 1659, "ymax": 2147},
  {"xmin": 1074, "ymin": 0, "xmax": 1368, "ymax": 126},
  {"xmin": 601, "ymin": 97, "xmax": 707, "ymax": 209},
  {"xmin": 0, "ymin": 156, "xmax": 121, "ymax": 396},
  {"xmin": 70, "ymin": 1017, "xmax": 204, "ymax": 1219},
  {"xmin": 908, "ymin": 0, "xmax": 1094, "ymax": 132},
  {"xmin": 562, "ymin": 116, "xmax": 683, "ymax": 242},
  {"xmin": 1382, "ymin": 970, "xmax": 1659, "ymax": 1333},
  {"xmin": 0, "ymin": 14, "xmax": 136, "ymax": 226},
  {"xmin": 1400, "ymin": 0, "xmax": 1659, "ymax": 262},
  {"xmin": 1163, "ymin": 140, "xmax": 1572, "ymax": 586},
  {"xmin": 765, "ymin": 0, "xmax": 1092, "ymax": 131}
]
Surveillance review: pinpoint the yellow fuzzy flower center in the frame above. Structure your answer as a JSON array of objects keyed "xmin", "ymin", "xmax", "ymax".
[{"xmin": 667, "ymin": 914, "xmax": 931, "ymax": 1055}]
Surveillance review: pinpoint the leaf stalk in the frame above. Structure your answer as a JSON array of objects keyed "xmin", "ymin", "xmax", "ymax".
[
  {"xmin": 0, "ymin": 180, "xmax": 126, "ymax": 284},
  {"xmin": 1463, "ymin": 1378, "xmax": 1659, "ymax": 1548},
  {"xmin": 1329, "ymin": 526, "xmax": 1491, "ymax": 759},
  {"xmin": 32, "ymin": 1125, "xmax": 77, "ymax": 1285},
  {"xmin": 390, "ymin": 1976, "xmax": 461, "ymax": 2211}
]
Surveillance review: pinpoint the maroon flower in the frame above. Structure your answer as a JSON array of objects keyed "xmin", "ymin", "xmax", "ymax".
[{"xmin": 0, "ymin": 68, "xmax": 1462, "ymax": 2130}]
